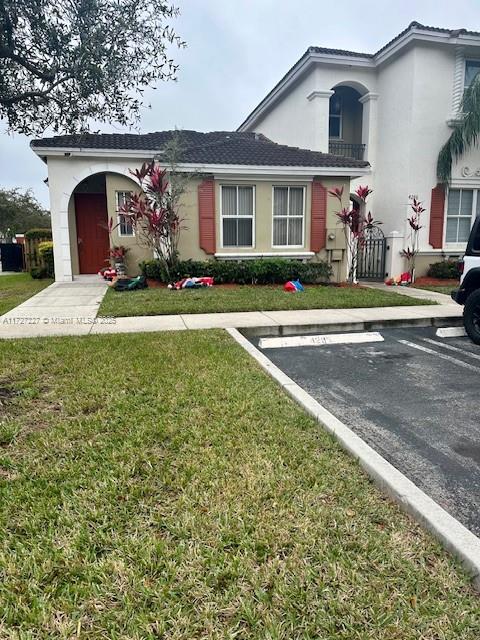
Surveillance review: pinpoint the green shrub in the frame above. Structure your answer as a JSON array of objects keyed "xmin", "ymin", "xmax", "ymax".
[
  {"xmin": 427, "ymin": 260, "xmax": 460, "ymax": 279},
  {"xmin": 25, "ymin": 228, "xmax": 52, "ymax": 240},
  {"xmin": 30, "ymin": 266, "xmax": 48, "ymax": 279},
  {"xmin": 140, "ymin": 258, "xmax": 332, "ymax": 285},
  {"xmin": 38, "ymin": 241, "xmax": 54, "ymax": 278}
]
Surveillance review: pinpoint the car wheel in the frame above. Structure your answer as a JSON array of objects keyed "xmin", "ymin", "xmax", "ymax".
[{"xmin": 464, "ymin": 289, "xmax": 480, "ymax": 345}]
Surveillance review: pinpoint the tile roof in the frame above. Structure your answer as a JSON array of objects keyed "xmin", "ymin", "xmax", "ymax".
[
  {"xmin": 31, "ymin": 130, "xmax": 369, "ymax": 168},
  {"xmin": 310, "ymin": 22, "xmax": 480, "ymax": 59},
  {"xmin": 307, "ymin": 46, "xmax": 373, "ymax": 59}
]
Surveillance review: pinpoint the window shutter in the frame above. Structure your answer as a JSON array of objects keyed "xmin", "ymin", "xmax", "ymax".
[
  {"xmin": 429, "ymin": 184, "xmax": 446, "ymax": 249},
  {"xmin": 311, "ymin": 180, "xmax": 327, "ymax": 252},
  {"xmin": 198, "ymin": 179, "xmax": 216, "ymax": 254}
]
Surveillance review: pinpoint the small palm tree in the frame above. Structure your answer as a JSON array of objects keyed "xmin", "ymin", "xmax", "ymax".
[{"xmin": 437, "ymin": 77, "xmax": 480, "ymax": 183}]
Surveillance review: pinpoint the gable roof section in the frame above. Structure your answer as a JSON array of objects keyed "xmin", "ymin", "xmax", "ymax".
[
  {"xmin": 238, "ymin": 21, "xmax": 480, "ymax": 131},
  {"xmin": 31, "ymin": 130, "xmax": 369, "ymax": 169}
]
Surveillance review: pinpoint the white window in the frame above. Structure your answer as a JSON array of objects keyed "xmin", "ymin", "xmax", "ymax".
[
  {"xmin": 272, "ymin": 186, "xmax": 305, "ymax": 247},
  {"xmin": 116, "ymin": 191, "xmax": 134, "ymax": 237},
  {"xmin": 221, "ymin": 185, "xmax": 254, "ymax": 247},
  {"xmin": 446, "ymin": 188, "xmax": 480, "ymax": 244},
  {"xmin": 329, "ymin": 93, "xmax": 342, "ymax": 139},
  {"xmin": 465, "ymin": 60, "xmax": 480, "ymax": 90}
]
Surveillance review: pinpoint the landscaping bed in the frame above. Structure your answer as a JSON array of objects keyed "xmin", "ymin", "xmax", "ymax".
[
  {"xmin": 0, "ymin": 330, "xmax": 478, "ymax": 637},
  {"xmin": 99, "ymin": 283, "xmax": 432, "ymax": 317},
  {"xmin": 0, "ymin": 273, "xmax": 53, "ymax": 315},
  {"xmin": 411, "ymin": 277, "xmax": 459, "ymax": 296}
]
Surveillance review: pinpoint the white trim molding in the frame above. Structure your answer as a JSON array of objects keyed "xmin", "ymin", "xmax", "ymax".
[
  {"xmin": 359, "ymin": 92, "xmax": 379, "ymax": 104},
  {"xmin": 214, "ymin": 251, "xmax": 315, "ymax": 260},
  {"xmin": 450, "ymin": 45, "xmax": 466, "ymax": 120},
  {"xmin": 31, "ymin": 147, "xmax": 370, "ymax": 179},
  {"xmin": 219, "ymin": 184, "xmax": 256, "ymax": 250},
  {"xmin": 271, "ymin": 185, "xmax": 306, "ymax": 249},
  {"xmin": 306, "ymin": 90, "xmax": 334, "ymax": 101}
]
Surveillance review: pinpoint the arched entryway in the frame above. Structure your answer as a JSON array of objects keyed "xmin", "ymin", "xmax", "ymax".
[
  {"xmin": 72, "ymin": 174, "xmax": 110, "ymax": 274},
  {"xmin": 329, "ymin": 84, "xmax": 366, "ymax": 161}
]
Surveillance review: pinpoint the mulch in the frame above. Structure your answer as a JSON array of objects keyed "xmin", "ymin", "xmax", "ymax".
[{"xmin": 413, "ymin": 277, "xmax": 459, "ymax": 287}]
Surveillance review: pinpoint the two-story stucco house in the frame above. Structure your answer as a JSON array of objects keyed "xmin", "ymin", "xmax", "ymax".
[
  {"xmin": 31, "ymin": 131, "xmax": 368, "ymax": 281},
  {"xmin": 238, "ymin": 21, "xmax": 480, "ymax": 276}
]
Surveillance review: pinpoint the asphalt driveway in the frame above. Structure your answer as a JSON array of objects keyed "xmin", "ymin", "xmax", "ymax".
[{"xmin": 250, "ymin": 326, "xmax": 480, "ymax": 536}]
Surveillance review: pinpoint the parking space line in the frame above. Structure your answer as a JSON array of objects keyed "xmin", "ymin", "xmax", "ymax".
[
  {"xmin": 421, "ymin": 337, "xmax": 480, "ymax": 361},
  {"xmin": 398, "ymin": 339, "xmax": 480, "ymax": 372},
  {"xmin": 259, "ymin": 331, "xmax": 384, "ymax": 350}
]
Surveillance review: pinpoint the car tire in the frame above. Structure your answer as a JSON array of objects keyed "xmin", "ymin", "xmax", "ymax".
[{"xmin": 464, "ymin": 289, "xmax": 480, "ymax": 345}]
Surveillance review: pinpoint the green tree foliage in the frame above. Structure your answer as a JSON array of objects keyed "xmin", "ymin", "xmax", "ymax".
[
  {"xmin": 0, "ymin": 0, "xmax": 185, "ymax": 135},
  {"xmin": 437, "ymin": 76, "xmax": 480, "ymax": 183},
  {"xmin": 0, "ymin": 189, "xmax": 50, "ymax": 238}
]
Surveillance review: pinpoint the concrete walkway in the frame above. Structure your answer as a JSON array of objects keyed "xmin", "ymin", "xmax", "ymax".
[
  {"xmin": 0, "ymin": 277, "xmax": 108, "ymax": 338},
  {"xmin": 365, "ymin": 282, "xmax": 454, "ymax": 305},
  {"xmin": 0, "ymin": 299, "xmax": 462, "ymax": 341}
]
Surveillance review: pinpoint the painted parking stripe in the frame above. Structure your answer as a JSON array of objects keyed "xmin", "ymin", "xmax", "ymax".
[
  {"xmin": 436, "ymin": 327, "xmax": 467, "ymax": 338},
  {"xmin": 259, "ymin": 332, "xmax": 384, "ymax": 350},
  {"xmin": 398, "ymin": 339, "xmax": 480, "ymax": 373},
  {"xmin": 422, "ymin": 337, "xmax": 480, "ymax": 362}
]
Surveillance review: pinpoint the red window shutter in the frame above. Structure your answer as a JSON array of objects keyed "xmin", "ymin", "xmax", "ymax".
[
  {"xmin": 198, "ymin": 179, "xmax": 216, "ymax": 254},
  {"xmin": 429, "ymin": 184, "xmax": 446, "ymax": 249},
  {"xmin": 311, "ymin": 180, "xmax": 327, "ymax": 252}
]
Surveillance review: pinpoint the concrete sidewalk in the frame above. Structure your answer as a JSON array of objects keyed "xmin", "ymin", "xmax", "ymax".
[
  {"xmin": 365, "ymin": 282, "xmax": 454, "ymax": 305},
  {"xmin": 0, "ymin": 277, "xmax": 108, "ymax": 338},
  {"xmin": 0, "ymin": 301, "xmax": 462, "ymax": 339},
  {"xmin": 0, "ymin": 274, "xmax": 462, "ymax": 339}
]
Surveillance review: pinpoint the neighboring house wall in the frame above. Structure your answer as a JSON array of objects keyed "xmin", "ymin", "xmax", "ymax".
[{"xmin": 241, "ymin": 36, "xmax": 480, "ymax": 275}]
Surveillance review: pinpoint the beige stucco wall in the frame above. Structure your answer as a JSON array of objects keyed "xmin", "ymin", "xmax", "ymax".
[
  {"xmin": 66, "ymin": 165, "xmax": 350, "ymax": 279},
  {"xmin": 105, "ymin": 173, "xmax": 152, "ymax": 275},
  {"xmin": 177, "ymin": 177, "xmax": 208, "ymax": 261},
  {"xmin": 106, "ymin": 174, "xmax": 351, "ymax": 278},
  {"xmin": 415, "ymin": 252, "xmax": 463, "ymax": 279}
]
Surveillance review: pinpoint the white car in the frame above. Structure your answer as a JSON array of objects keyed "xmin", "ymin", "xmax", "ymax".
[{"xmin": 452, "ymin": 217, "xmax": 480, "ymax": 344}]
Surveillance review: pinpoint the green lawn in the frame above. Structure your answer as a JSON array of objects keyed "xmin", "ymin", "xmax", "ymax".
[
  {"xmin": 99, "ymin": 284, "xmax": 432, "ymax": 317},
  {"xmin": 412, "ymin": 284, "xmax": 458, "ymax": 295},
  {"xmin": 0, "ymin": 273, "xmax": 53, "ymax": 315},
  {"xmin": 0, "ymin": 331, "xmax": 478, "ymax": 638}
]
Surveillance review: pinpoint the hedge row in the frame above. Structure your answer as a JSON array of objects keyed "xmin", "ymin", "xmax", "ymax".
[
  {"xmin": 140, "ymin": 258, "xmax": 332, "ymax": 285},
  {"xmin": 25, "ymin": 228, "xmax": 52, "ymax": 240},
  {"xmin": 30, "ymin": 241, "xmax": 54, "ymax": 279},
  {"xmin": 427, "ymin": 259, "xmax": 460, "ymax": 279}
]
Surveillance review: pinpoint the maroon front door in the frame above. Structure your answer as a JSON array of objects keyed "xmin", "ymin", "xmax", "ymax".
[{"xmin": 74, "ymin": 193, "xmax": 110, "ymax": 274}]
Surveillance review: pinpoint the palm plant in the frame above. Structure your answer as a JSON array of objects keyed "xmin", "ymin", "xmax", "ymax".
[{"xmin": 437, "ymin": 76, "xmax": 480, "ymax": 183}]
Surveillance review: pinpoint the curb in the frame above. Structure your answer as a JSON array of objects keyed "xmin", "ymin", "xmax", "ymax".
[
  {"xmin": 241, "ymin": 314, "xmax": 463, "ymax": 338},
  {"xmin": 226, "ymin": 327, "xmax": 480, "ymax": 591}
]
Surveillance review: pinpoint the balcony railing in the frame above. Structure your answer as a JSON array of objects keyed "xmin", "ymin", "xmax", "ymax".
[{"xmin": 328, "ymin": 142, "xmax": 366, "ymax": 161}]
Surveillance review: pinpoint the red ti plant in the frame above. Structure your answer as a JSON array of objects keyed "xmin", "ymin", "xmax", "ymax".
[
  {"xmin": 118, "ymin": 160, "xmax": 187, "ymax": 280},
  {"xmin": 328, "ymin": 185, "xmax": 381, "ymax": 283},
  {"xmin": 401, "ymin": 195, "xmax": 425, "ymax": 282}
]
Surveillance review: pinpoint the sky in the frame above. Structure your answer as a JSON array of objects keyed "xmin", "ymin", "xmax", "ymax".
[{"xmin": 1, "ymin": 0, "xmax": 480, "ymax": 207}]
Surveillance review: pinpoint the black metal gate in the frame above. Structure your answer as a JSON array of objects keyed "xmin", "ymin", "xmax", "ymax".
[
  {"xmin": 356, "ymin": 226, "xmax": 386, "ymax": 281},
  {"xmin": 0, "ymin": 243, "xmax": 24, "ymax": 272}
]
